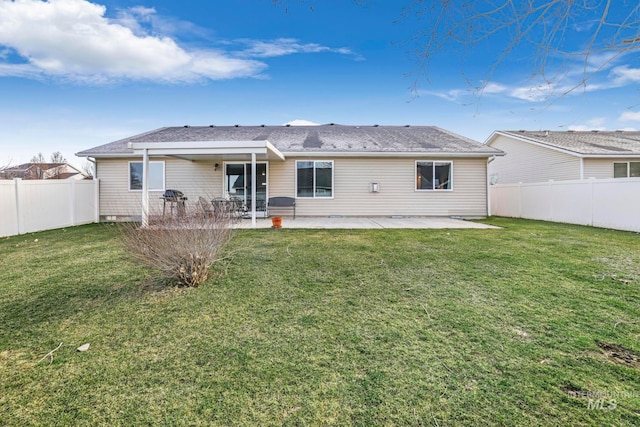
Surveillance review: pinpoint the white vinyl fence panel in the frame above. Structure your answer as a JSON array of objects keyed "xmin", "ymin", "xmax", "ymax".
[
  {"xmin": 490, "ymin": 178, "xmax": 640, "ymax": 232},
  {"xmin": 0, "ymin": 179, "xmax": 99, "ymax": 237}
]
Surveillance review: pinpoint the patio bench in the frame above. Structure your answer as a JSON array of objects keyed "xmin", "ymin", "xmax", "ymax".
[{"xmin": 267, "ymin": 197, "xmax": 296, "ymax": 219}]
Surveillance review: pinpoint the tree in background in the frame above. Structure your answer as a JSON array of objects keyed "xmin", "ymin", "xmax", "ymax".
[
  {"xmin": 272, "ymin": 1, "xmax": 640, "ymax": 100},
  {"xmin": 81, "ymin": 161, "xmax": 94, "ymax": 179},
  {"xmin": 400, "ymin": 0, "xmax": 640, "ymax": 98},
  {"xmin": 50, "ymin": 151, "xmax": 67, "ymax": 164},
  {"xmin": 29, "ymin": 152, "xmax": 46, "ymax": 179}
]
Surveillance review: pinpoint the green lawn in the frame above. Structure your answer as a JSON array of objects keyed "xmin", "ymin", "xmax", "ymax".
[{"xmin": 1, "ymin": 219, "xmax": 639, "ymax": 426}]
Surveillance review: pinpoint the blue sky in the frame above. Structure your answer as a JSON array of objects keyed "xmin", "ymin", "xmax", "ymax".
[{"xmin": 0, "ymin": 0, "xmax": 639, "ymax": 168}]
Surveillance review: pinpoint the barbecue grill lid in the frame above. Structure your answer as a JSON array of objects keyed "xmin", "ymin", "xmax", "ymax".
[{"xmin": 163, "ymin": 189, "xmax": 184, "ymax": 198}]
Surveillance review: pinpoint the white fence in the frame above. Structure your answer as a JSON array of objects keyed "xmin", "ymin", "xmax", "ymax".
[
  {"xmin": 0, "ymin": 179, "xmax": 99, "ymax": 237},
  {"xmin": 490, "ymin": 178, "xmax": 640, "ymax": 232}
]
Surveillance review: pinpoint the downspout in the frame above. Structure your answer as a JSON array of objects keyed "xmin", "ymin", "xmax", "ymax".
[
  {"xmin": 87, "ymin": 158, "xmax": 99, "ymax": 223},
  {"xmin": 142, "ymin": 148, "xmax": 149, "ymax": 227},
  {"xmin": 579, "ymin": 157, "xmax": 585, "ymax": 180},
  {"xmin": 487, "ymin": 156, "xmax": 496, "ymax": 217}
]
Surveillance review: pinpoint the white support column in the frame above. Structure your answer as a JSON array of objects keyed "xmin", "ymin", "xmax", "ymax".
[
  {"xmin": 251, "ymin": 152, "xmax": 257, "ymax": 227},
  {"xmin": 142, "ymin": 148, "xmax": 149, "ymax": 227}
]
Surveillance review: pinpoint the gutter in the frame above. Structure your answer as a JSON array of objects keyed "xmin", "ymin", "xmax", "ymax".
[{"xmin": 281, "ymin": 151, "xmax": 505, "ymax": 158}]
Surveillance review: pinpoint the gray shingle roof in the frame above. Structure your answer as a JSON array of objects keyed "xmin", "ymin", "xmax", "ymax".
[
  {"xmin": 498, "ymin": 130, "xmax": 640, "ymax": 155},
  {"xmin": 76, "ymin": 125, "xmax": 503, "ymax": 157}
]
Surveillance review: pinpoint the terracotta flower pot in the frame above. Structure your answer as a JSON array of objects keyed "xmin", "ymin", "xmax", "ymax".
[{"xmin": 271, "ymin": 216, "xmax": 283, "ymax": 228}]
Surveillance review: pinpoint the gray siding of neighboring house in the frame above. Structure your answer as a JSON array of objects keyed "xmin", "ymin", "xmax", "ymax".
[
  {"xmin": 583, "ymin": 158, "xmax": 636, "ymax": 179},
  {"xmin": 97, "ymin": 156, "xmax": 489, "ymax": 219},
  {"xmin": 488, "ymin": 134, "xmax": 581, "ymax": 183}
]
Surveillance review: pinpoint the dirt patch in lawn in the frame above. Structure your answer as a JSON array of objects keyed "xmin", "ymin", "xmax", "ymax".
[{"xmin": 596, "ymin": 341, "xmax": 640, "ymax": 369}]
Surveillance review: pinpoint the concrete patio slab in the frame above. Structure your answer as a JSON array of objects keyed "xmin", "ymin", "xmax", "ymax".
[{"xmin": 235, "ymin": 217, "xmax": 499, "ymax": 229}]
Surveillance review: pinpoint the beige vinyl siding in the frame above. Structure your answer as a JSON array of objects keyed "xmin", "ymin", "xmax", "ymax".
[
  {"xmin": 96, "ymin": 158, "xmax": 222, "ymax": 218},
  {"xmin": 98, "ymin": 156, "xmax": 488, "ymax": 219},
  {"xmin": 270, "ymin": 157, "xmax": 488, "ymax": 217},
  {"xmin": 583, "ymin": 158, "xmax": 639, "ymax": 179},
  {"xmin": 489, "ymin": 135, "xmax": 581, "ymax": 183}
]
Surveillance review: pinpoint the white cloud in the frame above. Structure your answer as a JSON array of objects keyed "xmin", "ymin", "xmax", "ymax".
[
  {"xmin": 423, "ymin": 88, "xmax": 472, "ymax": 102},
  {"xmin": 0, "ymin": 0, "xmax": 263, "ymax": 83},
  {"xmin": 284, "ymin": 119, "xmax": 320, "ymax": 126},
  {"xmin": 0, "ymin": 1, "xmax": 359, "ymax": 83},
  {"xmin": 237, "ymin": 38, "xmax": 361, "ymax": 60},
  {"xmin": 0, "ymin": 0, "xmax": 361, "ymax": 83},
  {"xmin": 566, "ymin": 117, "xmax": 608, "ymax": 132},
  {"xmin": 479, "ymin": 82, "xmax": 507, "ymax": 94},
  {"xmin": 618, "ymin": 111, "xmax": 640, "ymax": 122},
  {"xmin": 609, "ymin": 65, "xmax": 640, "ymax": 85},
  {"xmin": 567, "ymin": 124, "xmax": 607, "ymax": 131}
]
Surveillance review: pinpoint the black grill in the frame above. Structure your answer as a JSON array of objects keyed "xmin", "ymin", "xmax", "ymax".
[
  {"xmin": 161, "ymin": 189, "xmax": 186, "ymax": 201},
  {"xmin": 160, "ymin": 189, "xmax": 187, "ymax": 216}
]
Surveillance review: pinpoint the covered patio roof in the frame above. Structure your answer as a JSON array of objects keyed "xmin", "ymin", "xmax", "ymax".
[
  {"xmin": 127, "ymin": 140, "xmax": 286, "ymax": 162},
  {"xmin": 131, "ymin": 140, "xmax": 284, "ymax": 228}
]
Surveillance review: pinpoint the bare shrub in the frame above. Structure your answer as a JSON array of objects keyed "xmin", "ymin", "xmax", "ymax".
[{"xmin": 120, "ymin": 206, "xmax": 237, "ymax": 287}]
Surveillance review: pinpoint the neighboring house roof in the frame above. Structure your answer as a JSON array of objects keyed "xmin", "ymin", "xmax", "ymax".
[
  {"xmin": 489, "ymin": 130, "xmax": 640, "ymax": 157},
  {"xmin": 0, "ymin": 163, "xmax": 86, "ymax": 180},
  {"xmin": 76, "ymin": 125, "xmax": 504, "ymax": 158}
]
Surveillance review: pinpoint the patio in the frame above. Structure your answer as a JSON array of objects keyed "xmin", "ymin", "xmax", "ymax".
[{"xmin": 234, "ymin": 216, "xmax": 499, "ymax": 229}]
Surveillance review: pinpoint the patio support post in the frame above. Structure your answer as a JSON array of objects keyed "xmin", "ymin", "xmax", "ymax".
[
  {"xmin": 142, "ymin": 148, "xmax": 149, "ymax": 227},
  {"xmin": 251, "ymin": 152, "xmax": 257, "ymax": 227}
]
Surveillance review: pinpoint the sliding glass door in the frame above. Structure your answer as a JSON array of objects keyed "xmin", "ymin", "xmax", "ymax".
[{"xmin": 224, "ymin": 162, "xmax": 267, "ymax": 215}]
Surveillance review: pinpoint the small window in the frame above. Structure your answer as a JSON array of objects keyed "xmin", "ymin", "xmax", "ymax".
[
  {"xmin": 416, "ymin": 161, "xmax": 452, "ymax": 190},
  {"xmin": 614, "ymin": 162, "xmax": 628, "ymax": 178},
  {"xmin": 129, "ymin": 161, "xmax": 165, "ymax": 191},
  {"xmin": 296, "ymin": 160, "xmax": 333, "ymax": 198},
  {"xmin": 614, "ymin": 162, "xmax": 640, "ymax": 178}
]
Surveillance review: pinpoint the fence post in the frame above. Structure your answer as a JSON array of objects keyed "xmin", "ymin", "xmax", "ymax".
[
  {"xmin": 70, "ymin": 179, "xmax": 77, "ymax": 226},
  {"xmin": 518, "ymin": 182, "xmax": 523, "ymax": 218},
  {"xmin": 589, "ymin": 178, "xmax": 595, "ymax": 227},
  {"xmin": 548, "ymin": 180, "xmax": 554, "ymax": 222},
  {"xmin": 13, "ymin": 178, "xmax": 23, "ymax": 235}
]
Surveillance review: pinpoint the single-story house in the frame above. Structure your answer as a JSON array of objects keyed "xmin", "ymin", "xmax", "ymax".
[
  {"xmin": 0, "ymin": 162, "xmax": 86, "ymax": 180},
  {"xmin": 76, "ymin": 124, "xmax": 504, "ymax": 226},
  {"xmin": 486, "ymin": 130, "xmax": 640, "ymax": 184}
]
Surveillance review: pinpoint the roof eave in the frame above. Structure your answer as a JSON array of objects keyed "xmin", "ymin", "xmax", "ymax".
[
  {"xmin": 281, "ymin": 151, "xmax": 504, "ymax": 158},
  {"xmin": 490, "ymin": 131, "xmax": 640, "ymax": 157},
  {"xmin": 75, "ymin": 152, "xmax": 134, "ymax": 158}
]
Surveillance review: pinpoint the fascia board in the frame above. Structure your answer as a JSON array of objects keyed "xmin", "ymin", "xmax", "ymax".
[{"xmin": 281, "ymin": 151, "xmax": 504, "ymax": 158}]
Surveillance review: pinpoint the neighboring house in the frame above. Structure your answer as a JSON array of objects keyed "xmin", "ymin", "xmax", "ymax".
[
  {"xmin": 75, "ymin": 124, "xmax": 504, "ymax": 224},
  {"xmin": 0, "ymin": 162, "xmax": 87, "ymax": 180},
  {"xmin": 486, "ymin": 130, "xmax": 640, "ymax": 184}
]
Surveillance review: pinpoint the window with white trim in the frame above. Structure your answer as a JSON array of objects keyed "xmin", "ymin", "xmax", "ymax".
[
  {"xmin": 416, "ymin": 161, "xmax": 452, "ymax": 190},
  {"xmin": 129, "ymin": 161, "xmax": 165, "ymax": 191},
  {"xmin": 296, "ymin": 160, "xmax": 333, "ymax": 198},
  {"xmin": 613, "ymin": 161, "xmax": 640, "ymax": 178}
]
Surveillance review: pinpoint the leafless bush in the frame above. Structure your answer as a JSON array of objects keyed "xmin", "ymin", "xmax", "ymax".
[{"xmin": 120, "ymin": 206, "xmax": 237, "ymax": 287}]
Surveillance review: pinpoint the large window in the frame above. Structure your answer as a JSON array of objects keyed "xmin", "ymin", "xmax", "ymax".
[
  {"xmin": 614, "ymin": 162, "xmax": 640, "ymax": 178},
  {"xmin": 416, "ymin": 161, "xmax": 452, "ymax": 190},
  {"xmin": 129, "ymin": 161, "xmax": 165, "ymax": 191},
  {"xmin": 296, "ymin": 160, "xmax": 333, "ymax": 198}
]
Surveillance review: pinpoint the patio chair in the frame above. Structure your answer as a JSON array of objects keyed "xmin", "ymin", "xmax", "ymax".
[{"xmin": 198, "ymin": 196, "xmax": 214, "ymax": 218}]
